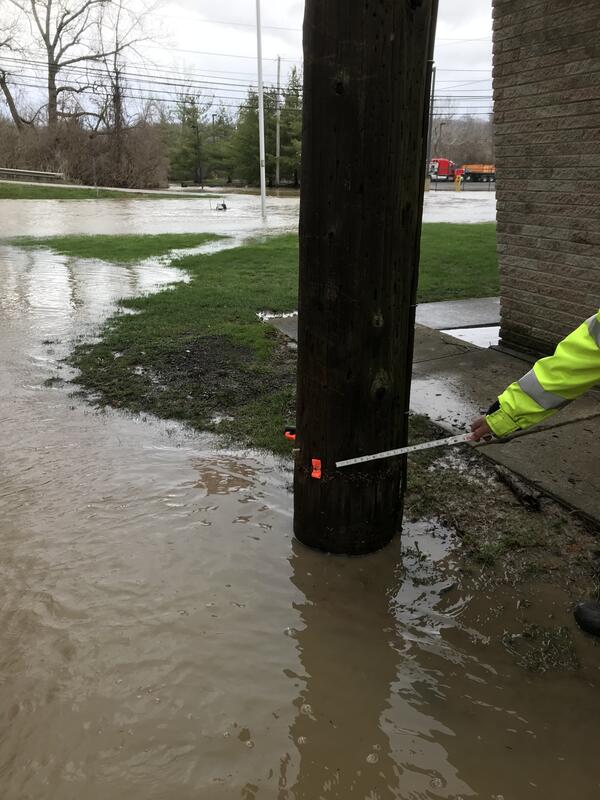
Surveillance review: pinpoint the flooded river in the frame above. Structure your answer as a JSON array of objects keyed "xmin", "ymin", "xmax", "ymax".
[
  {"xmin": 1, "ymin": 196, "xmax": 600, "ymax": 799},
  {"xmin": 0, "ymin": 189, "xmax": 496, "ymax": 238}
]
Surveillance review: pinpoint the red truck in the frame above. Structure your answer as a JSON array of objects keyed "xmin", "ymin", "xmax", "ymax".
[{"xmin": 429, "ymin": 158, "xmax": 457, "ymax": 182}]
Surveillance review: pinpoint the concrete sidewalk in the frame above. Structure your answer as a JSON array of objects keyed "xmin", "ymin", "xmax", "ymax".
[
  {"xmin": 416, "ymin": 296, "xmax": 499, "ymax": 329},
  {"xmin": 270, "ymin": 315, "xmax": 600, "ymax": 523}
]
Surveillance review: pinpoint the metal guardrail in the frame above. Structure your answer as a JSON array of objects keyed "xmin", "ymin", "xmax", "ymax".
[{"xmin": 0, "ymin": 167, "xmax": 65, "ymax": 183}]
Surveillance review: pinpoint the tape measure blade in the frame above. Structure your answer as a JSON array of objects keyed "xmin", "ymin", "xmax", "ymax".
[{"xmin": 335, "ymin": 432, "xmax": 471, "ymax": 469}]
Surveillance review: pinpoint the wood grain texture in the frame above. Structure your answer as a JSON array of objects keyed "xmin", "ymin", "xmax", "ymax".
[{"xmin": 294, "ymin": 0, "xmax": 438, "ymax": 554}]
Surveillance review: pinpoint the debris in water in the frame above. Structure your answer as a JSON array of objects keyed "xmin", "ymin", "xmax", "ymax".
[{"xmin": 502, "ymin": 625, "xmax": 580, "ymax": 672}]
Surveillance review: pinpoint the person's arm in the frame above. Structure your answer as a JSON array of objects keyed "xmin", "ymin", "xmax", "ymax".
[{"xmin": 471, "ymin": 310, "xmax": 600, "ymax": 440}]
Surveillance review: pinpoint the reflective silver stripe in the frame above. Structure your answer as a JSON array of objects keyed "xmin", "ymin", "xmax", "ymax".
[
  {"xmin": 518, "ymin": 369, "xmax": 569, "ymax": 411},
  {"xmin": 587, "ymin": 314, "xmax": 600, "ymax": 349}
]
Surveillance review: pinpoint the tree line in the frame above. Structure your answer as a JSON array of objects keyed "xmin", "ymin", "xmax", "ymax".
[
  {"xmin": 163, "ymin": 68, "xmax": 302, "ymax": 188},
  {"xmin": 0, "ymin": 1, "xmax": 492, "ymax": 189},
  {"xmin": 0, "ymin": 0, "xmax": 303, "ymax": 188}
]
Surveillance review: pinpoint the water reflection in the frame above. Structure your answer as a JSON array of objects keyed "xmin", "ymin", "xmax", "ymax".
[
  {"xmin": 288, "ymin": 540, "xmax": 401, "ymax": 798},
  {"xmin": 1, "ymin": 236, "xmax": 600, "ymax": 799},
  {"xmin": 286, "ymin": 528, "xmax": 476, "ymax": 800}
]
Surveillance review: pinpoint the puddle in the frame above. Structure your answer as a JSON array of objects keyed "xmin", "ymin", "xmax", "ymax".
[
  {"xmin": 441, "ymin": 326, "xmax": 501, "ymax": 349},
  {"xmin": 1, "ymin": 229, "xmax": 600, "ymax": 800}
]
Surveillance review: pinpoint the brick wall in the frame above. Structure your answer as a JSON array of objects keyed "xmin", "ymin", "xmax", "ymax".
[{"xmin": 493, "ymin": 0, "xmax": 600, "ymax": 354}]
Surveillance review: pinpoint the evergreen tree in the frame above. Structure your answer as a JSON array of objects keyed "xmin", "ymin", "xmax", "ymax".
[
  {"xmin": 204, "ymin": 106, "xmax": 236, "ymax": 183},
  {"xmin": 279, "ymin": 67, "xmax": 303, "ymax": 186},
  {"xmin": 169, "ymin": 95, "xmax": 208, "ymax": 184},
  {"xmin": 228, "ymin": 87, "xmax": 278, "ymax": 185}
]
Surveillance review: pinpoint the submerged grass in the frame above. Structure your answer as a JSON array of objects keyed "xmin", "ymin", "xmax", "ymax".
[{"xmin": 12, "ymin": 233, "xmax": 223, "ymax": 263}]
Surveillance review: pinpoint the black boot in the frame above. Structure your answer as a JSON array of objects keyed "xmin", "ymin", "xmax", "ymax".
[{"xmin": 574, "ymin": 601, "xmax": 600, "ymax": 637}]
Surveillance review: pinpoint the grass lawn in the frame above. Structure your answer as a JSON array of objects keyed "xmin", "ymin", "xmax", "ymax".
[
  {"xmin": 0, "ymin": 182, "xmax": 209, "ymax": 200},
  {"xmin": 13, "ymin": 233, "xmax": 224, "ymax": 263},
  {"xmin": 68, "ymin": 235, "xmax": 299, "ymax": 454},
  {"xmin": 418, "ymin": 223, "xmax": 498, "ymax": 302},
  {"xmin": 27, "ymin": 223, "xmax": 497, "ymax": 453}
]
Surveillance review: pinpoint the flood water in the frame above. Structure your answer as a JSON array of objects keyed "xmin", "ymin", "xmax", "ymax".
[
  {"xmin": 1, "ymin": 196, "xmax": 600, "ymax": 799},
  {"xmin": 0, "ymin": 190, "xmax": 496, "ymax": 238}
]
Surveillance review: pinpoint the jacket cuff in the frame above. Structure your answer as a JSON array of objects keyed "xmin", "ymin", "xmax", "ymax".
[{"xmin": 486, "ymin": 407, "xmax": 520, "ymax": 438}]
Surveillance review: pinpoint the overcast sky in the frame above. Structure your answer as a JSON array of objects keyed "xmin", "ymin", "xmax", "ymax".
[
  {"xmin": 147, "ymin": 0, "xmax": 493, "ymax": 116},
  {"xmin": 1, "ymin": 0, "xmax": 493, "ymax": 118}
]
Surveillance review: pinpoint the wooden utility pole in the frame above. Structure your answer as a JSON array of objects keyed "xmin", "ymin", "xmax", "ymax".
[{"xmin": 294, "ymin": 0, "xmax": 438, "ymax": 555}]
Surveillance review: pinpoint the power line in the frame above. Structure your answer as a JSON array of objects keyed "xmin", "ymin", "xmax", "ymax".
[
  {"xmin": 4, "ymin": 72, "xmax": 491, "ymax": 110},
  {"xmin": 144, "ymin": 43, "xmax": 300, "ymax": 62},
  {"xmin": 0, "ymin": 54, "xmax": 284, "ymax": 87},
  {"xmin": 0, "ymin": 56, "xmax": 302, "ymax": 100},
  {"xmin": 1, "ymin": 55, "xmax": 492, "ymax": 105},
  {"xmin": 435, "ymin": 68, "xmax": 492, "ymax": 73},
  {"xmin": 3, "ymin": 73, "xmax": 492, "ymax": 116}
]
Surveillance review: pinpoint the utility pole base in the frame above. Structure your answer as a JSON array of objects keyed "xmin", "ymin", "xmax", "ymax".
[{"xmin": 294, "ymin": 468, "xmax": 402, "ymax": 555}]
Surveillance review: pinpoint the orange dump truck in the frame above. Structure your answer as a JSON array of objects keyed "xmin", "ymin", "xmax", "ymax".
[{"xmin": 463, "ymin": 164, "xmax": 496, "ymax": 182}]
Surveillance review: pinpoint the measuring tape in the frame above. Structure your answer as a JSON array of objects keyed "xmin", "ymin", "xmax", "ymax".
[{"xmin": 335, "ymin": 432, "xmax": 475, "ymax": 469}]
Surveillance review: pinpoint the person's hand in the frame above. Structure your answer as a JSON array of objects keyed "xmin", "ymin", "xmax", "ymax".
[{"xmin": 469, "ymin": 415, "xmax": 493, "ymax": 441}]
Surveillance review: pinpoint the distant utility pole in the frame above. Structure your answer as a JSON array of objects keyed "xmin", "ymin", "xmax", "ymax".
[
  {"xmin": 294, "ymin": 0, "xmax": 439, "ymax": 555},
  {"xmin": 255, "ymin": 0, "xmax": 267, "ymax": 221},
  {"xmin": 276, "ymin": 55, "xmax": 281, "ymax": 187}
]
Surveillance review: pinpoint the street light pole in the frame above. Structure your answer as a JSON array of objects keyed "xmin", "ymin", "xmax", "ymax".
[
  {"xmin": 255, "ymin": 0, "xmax": 267, "ymax": 222},
  {"xmin": 276, "ymin": 55, "xmax": 281, "ymax": 187},
  {"xmin": 426, "ymin": 63, "xmax": 436, "ymax": 171},
  {"xmin": 437, "ymin": 120, "xmax": 446, "ymax": 154}
]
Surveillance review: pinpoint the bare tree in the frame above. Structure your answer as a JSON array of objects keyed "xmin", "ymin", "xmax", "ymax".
[
  {"xmin": 0, "ymin": 11, "xmax": 29, "ymax": 128},
  {"xmin": 0, "ymin": 0, "xmax": 148, "ymax": 128},
  {"xmin": 433, "ymin": 114, "xmax": 495, "ymax": 165}
]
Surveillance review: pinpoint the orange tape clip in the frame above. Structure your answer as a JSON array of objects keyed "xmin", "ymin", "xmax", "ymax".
[
  {"xmin": 311, "ymin": 459, "xmax": 322, "ymax": 480},
  {"xmin": 284, "ymin": 426, "xmax": 297, "ymax": 442}
]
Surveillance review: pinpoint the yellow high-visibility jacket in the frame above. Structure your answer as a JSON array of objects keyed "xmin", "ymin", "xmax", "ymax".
[{"xmin": 486, "ymin": 310, "xmax": 600, "ymax": 438}]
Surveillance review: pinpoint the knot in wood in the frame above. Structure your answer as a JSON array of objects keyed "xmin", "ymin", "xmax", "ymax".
[{"xmin": 370, "ymin": 369, "xmax": 390, "ymax": 401}]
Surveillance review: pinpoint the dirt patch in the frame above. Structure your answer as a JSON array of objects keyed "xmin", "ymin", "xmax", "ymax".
[
  {"xmin": 70, "ymin": 328, "xmax": 297, "ymax": 453},
  {"xmin": 151, "ymin": 335, "xmax": 293, "ymax": 411}
]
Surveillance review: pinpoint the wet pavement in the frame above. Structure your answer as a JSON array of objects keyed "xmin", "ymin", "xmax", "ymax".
[
  {"xmin": 409, "ymin": 328, "xmax": 600, "ymax": 522},
  {"xmin": 271, "ymin": 311, "xmax": 600, "ymax": 524},
  {"xmin": 416, "ymin": 298, "xmax": 500, "ymax": 330},
  {"xmin": 2, "ymin": 200, "xmax": 600, "ymax": 799},
  {"xmin": 439, "ymin": 326, "xmax": 501, "ymax": 349}
]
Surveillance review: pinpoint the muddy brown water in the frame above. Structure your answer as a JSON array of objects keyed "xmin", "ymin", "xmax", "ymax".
[{"xmin": 1, "ymin": 217, "xmax": 600, "ymax": 799}]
